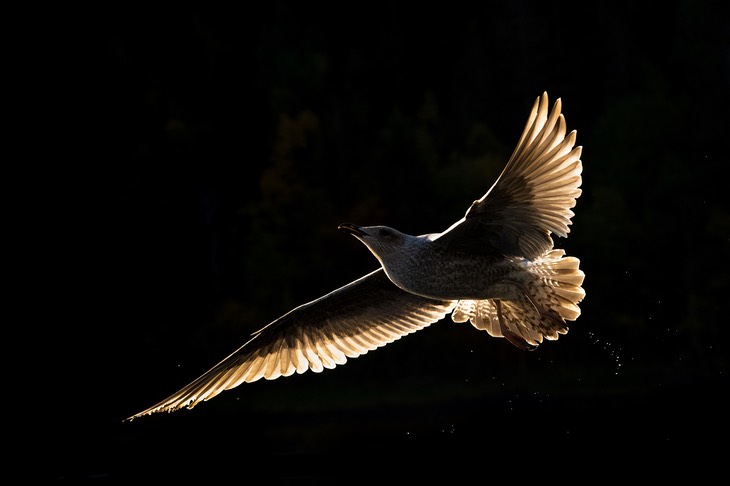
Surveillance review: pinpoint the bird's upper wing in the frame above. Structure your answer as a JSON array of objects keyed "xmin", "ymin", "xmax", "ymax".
[
  {"xmin": 126, "ymin": 269, "xmax": 455, "ymax": 420},
  {"xmin": 437, "ymin": 92, "xmax": 582, "ymax": 259}
]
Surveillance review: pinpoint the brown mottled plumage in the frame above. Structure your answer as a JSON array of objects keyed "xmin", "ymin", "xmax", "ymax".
[{"xmin": 126, "ymin": 92, "xmax": 585, "ymax": 420}]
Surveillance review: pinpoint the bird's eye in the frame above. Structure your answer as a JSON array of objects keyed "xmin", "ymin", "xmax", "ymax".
[{"xmin": 378, "ymin": 228, "xmax": 395, "ymax": 239}]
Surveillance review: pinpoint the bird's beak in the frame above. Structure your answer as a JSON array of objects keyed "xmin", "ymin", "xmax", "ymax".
[{"xmin": 338, "ymin": 223, "xmax": 366, "ymax": 237}]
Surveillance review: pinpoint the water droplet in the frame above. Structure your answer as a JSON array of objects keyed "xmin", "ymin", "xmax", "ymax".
[{"xmin": 587, "ymin": 330, "xmax": 623, "ymax": 375}]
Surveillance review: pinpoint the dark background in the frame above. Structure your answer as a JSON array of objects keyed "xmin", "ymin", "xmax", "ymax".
[{"xmin": 38, "ymin": 0, "xmax": 727, "ymax": 481}]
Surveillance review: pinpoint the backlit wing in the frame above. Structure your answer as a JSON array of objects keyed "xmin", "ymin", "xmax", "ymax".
[
  {"xmin": 126, "ymin": 269, "xmax": 454, "ymax": 420},
  {"xmin": 438, "ymin": 92, "xmax": 582, "ymax": 259}
]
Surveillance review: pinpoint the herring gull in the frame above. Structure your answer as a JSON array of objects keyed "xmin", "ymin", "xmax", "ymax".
[{"xmin": 126, "ymin": 91, "xmax": 585, "ymax": 420}]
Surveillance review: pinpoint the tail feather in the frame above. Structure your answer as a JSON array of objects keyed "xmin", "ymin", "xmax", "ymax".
[{"xmin": 451, "ymin": 249, "xmax": 585, "ymax": 349}]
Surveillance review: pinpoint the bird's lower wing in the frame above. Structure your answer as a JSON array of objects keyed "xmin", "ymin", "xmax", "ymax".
[{"xmin": 126, "ymin": 269, "xmax": 455, "ymax": 420}]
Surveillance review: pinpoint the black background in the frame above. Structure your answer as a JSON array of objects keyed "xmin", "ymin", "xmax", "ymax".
[{"xmin": 33, "ymin": 1, "xmax": 728, "ymax": 481}]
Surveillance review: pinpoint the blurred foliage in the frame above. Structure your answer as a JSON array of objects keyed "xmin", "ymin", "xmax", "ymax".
[
  {"xmin": 36, "ymin": 3, "xmax": 730, "ymax": 480},
  {"xmin": 81, "ymin": 0, "xmax": 728, "ymax": 422}
]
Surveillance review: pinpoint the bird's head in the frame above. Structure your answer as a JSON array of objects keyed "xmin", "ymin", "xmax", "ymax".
[{"xmin": 338, "ymin": 223, "xmax": 419, "ymax": 268}]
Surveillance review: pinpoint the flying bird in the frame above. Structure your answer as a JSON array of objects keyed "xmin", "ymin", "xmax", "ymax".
[{"xmin": 126, "ymin": 91, "xmax": 585, "ymax": 420}]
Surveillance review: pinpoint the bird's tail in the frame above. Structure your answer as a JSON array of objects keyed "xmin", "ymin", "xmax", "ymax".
[{"xmin": 451, "ymin": 249, "xmax": 585, "ymax": 349}]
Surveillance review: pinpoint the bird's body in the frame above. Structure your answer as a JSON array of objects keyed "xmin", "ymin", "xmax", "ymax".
[
  {"xmin": 342, "ymin": 225, "xmax": 520, "ymax": 301},
  {"xmin": 127, "ymin": 92, "xmax": 585, "ymax": 420}
]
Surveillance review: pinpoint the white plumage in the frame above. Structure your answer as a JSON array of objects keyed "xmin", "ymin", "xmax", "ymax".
[{"xmin": 127, "ymin": 92, "xmax": 585, "ymax": 420}]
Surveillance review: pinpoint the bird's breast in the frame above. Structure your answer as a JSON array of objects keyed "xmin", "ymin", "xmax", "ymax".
[{"xmin": 385, "ymin": 251, "xmax": 518, "ymax": 301}]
